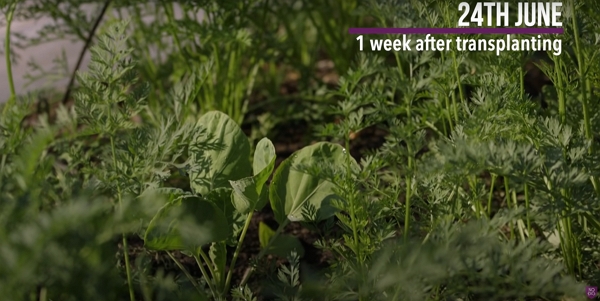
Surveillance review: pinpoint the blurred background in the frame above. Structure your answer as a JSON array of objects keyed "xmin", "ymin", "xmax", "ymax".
[{"xmin": 0, "ymin": 2, "xmax": 203, "ymax": 101}]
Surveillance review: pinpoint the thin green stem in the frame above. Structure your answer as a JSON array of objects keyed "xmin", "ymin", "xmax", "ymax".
[
  {"xmin": 557, "ymin": 217, "xmax": 573, "ymax": 275},
  {"xmin": 404, "ymin": 152, "xmax": 413, "ymax": 241},
  {"xmin": 131, "ymin": 4, "xmax": 161, "ymax": 103},
  {"xmin": 163, "ymin": 3, "xmax": 183, "ymax": 54},
  {"xmin": 167, "ymin": 252, "xmax": 204, "ymax": 296},
  {"xmin": 451, "ymin": 48, "xmax": 466, "ymax": 106},
  {"xmin": 345, "ymin": 131, "xmax": 365, "ymax": 301},
  {"xmin": 570, "ymin": 1, "xmax": 591, "ymax": 141},
  {"xmin": 524, "ymin": 182, "xmax": 531, "ymax": 234},
  {"xmin": 403, "ymin": 87, "xmax": 414, "ymax": 243},
  {"xmin": 440, "ymin": 2, "xmax": 462, "ymax": 123},
  {"xmin": 239, "ymin": 219, "xmax": 289, "ymax": 287},
  {"xmin": 569, "ymin": 0, "xmax": 600, "ymax": 196},
  {"xmin": 558, "ymin": 186, "xmax": 582, "ymax": 278},
  {"xmin": 224, "ymin": 212, "xmax": 254, "ymax": 293},
  {"xmin": 586, "ymin": 77, "xmax": 599, "ymax": 195},
  {"xmin": 511, "ymin": 190, "xmax": 526, "ymax": 241},
  {"xmin": 503, "ymin": 177, "xmax": 514, "ymax": 240},
  {"xmin": 450, "ymin": 91, "xmax": 459, "ymax": 125},
  {"xmin": 345, "ymin": 137, "xmax": 361, "ymax": 255},
  {"xmin": 519, "ymin": 55, "xmax": 525, "ymax": 100},
  {"xmin": 0, "ymin": 154, "xmax": 7, "ymax": 181},
  {"xmin": 445, "ymin": 93, "xmax": 454, "ymax": 134},
  {"xmin": 38, "ymin": 287, "xmax": 47, "ymax": 301},
  {"xmin": 198, "ymin": 249, "xmax": 218, "ymax": 287},
  {"xmin": 193, "ymin": 253, "xmax": 219, "ymax": 298},
  {"xmin": 468, "ymin": 175, "xmax": 481, "ymax": 218},
  {"xmin": 451, "ymin": 183, "xmax": 460, "ymax": 217},
  {"xmin": 487, "ymin": 173, "xmax": 497, "ymax": 218},
  {"xmin": 110, "ymin": 137, "xmax": 135, "ymax": 301},
  {"xmin": 61, "ymin": 0, "xmax": 111, "ymax": 105},
  {"xmin": 565, "ymin": 212, "xmax": 582, "ymax": 277},
  {"xmin": 555, "ymin": 56, "xmax": 567, "ymax": 125},
  {"xmin": 197, "ymin": 249, "xmax": 224, "ymax": 299},
  {"xmin": 2, "ymin": 1, "xmax": 17, "ymax": 116}
]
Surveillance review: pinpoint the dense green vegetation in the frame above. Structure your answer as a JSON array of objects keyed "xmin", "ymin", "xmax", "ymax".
[{"xmin": 1, "ymin": 0, "xmax": 599, "ymax": 300}]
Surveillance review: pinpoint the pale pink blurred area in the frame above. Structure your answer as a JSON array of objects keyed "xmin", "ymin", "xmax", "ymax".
[{"xmin": 0, "ymin": 3, "xmax": 203, "ymax": 103}]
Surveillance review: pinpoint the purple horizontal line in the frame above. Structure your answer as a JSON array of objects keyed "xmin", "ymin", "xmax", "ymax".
[{"xmin": 348, "ymin": 28, "xmax": 563, "ymax": 35}]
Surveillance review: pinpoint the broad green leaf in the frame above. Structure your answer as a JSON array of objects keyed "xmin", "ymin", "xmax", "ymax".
[
  {"xmin": 270, "ymin": 142, "xmax": 354, "ymax": 224},
  {"xmin": 144, "ymin": 196, "xmax": 229, "ymax": 251},
  {"xmin": 130, "ymin": 187, "xmax": 185, "ymax": 234},
  {"xmin": 208, "ymin": 242, "xmax": 227, "ymax": 285},
  {"xmin": 229, "ymin": 138, "xmax": 275, "ymax": 214},
  {"xmin": 189, "ymin": 111, "xmax": 251, "ymax": 196},
  {"xmin": 258, "ymin": 221, "xmax": 274, "ymax": 249},
  {"xmin": 253, "ymin": 137, "xmax": 276, "ymax": 178},
  {"xmin": 258, "ymin": 222, "xmax": 305, "ymax": 258},
  {"xmin": 230, "ymin": 176, "xmax": 263, "ymax": 214},
  {"xmin": 253, "ymin": 138, "xmax": 276, "ymax": 206},
  {"xmin": 204, "ymin": 187, "xmax": 245, "ymax": 245}
]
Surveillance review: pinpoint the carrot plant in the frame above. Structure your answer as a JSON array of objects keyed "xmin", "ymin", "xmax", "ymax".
[{"xmin": 111, "ymin": 0, "xmax": 262, "ymax": 125}]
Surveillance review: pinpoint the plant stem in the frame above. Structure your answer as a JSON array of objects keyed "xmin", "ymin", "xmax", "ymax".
[
  {"xmin": 130, "ymin": 4, "xmax": 161, "ymax": 103},
  {"xmin": 61, "ymin": 0, "xmax": 111, "ymax": 105},
  {"xmin": 569, "ymin": 0, "xmax": 600, "ymax": 196},
  {"xmin": 487, "ymin": 173, "xmax": 497, "ymax": 218},
  {"xmin": 110, "ymin": 136, "xmax": 135, "ymax": 301},
  {"xmin": 38, "ymin": 287, "xmax": 47, "ymax": 301},
  {"xmin": 196, "ymin": 249, "xmax": 224, "ymax": 299},
  {"xmin": 224, "ymin": 212, "xmax": 254, "ymax": 293},
  {"xmin": 167, "ymin": 252, "xmax": 204, "ymax": 296},
  {"xmin": 198, "ymin": 249, "xmax": 218, "ymax": 286},
  {"xmin": 345, "ymin": 133, "xmax": 366, "ymax": 301},
  {"xmin": 468, "ymin": 175, "xmax": 481, "ymax": 218},
  {"xmin": 451, "ymin": 47, "xmax": 466, "ymax": 106},
  {"xmin": 511, "ymin": 190, "xmax": 526, "ymax": 241},
  {"xmin": 519, "ymin": 54, "xmax": 525, "ymax": 100},
  {"xmin": 163, "ymin": 2, "xmax": 184, "ymax": 54},
  {"xmin": 403, "ymin": 84, "xmax": 415, "ymax": 243},
  {"xmin": 555, "ymin": 56, "xmax": 567, "ymax": 125},
  {"xmin": 344, "ymin": 137, "xmax": 361, "ymax": 256},
  {"xmin": 524, "ymin": 182, "xmax": 531, "ymax": 234},
  {"xmin": 2, "ymin": 1, "xmax": 17, "ymax": 117},
  {"xmin": 503, "ymin": 177, "xmax": 514, "ymax": 239},
  {"xmin": 569, "ymin": 1, "xmax": 590, "ymax": 140},
  {"xmin": 450, "ymin": 91, "xmax": 459, "ymax": 126},
  {"xmin": 0, "ymin": 154, "xmax": 7, "ymax": 181},
  {"xmin": 239, "ymin": 219, "xmax": 289, "ymax": 287},
  {"xmin": 193, "ymin": 253, "xmax": 219, "ymax": 298},
  {"xmin": 404, "ymin": 140, "xmax": 414, "ymax": 241}
]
